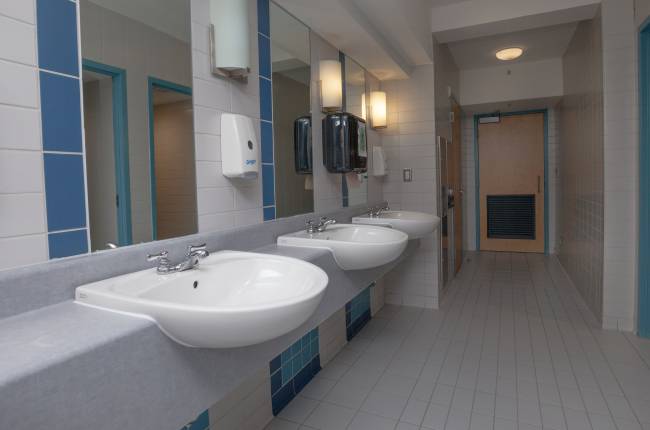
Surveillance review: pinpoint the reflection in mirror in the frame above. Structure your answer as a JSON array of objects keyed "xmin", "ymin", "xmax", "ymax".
[
  {"xmin": 344, "ymin": 57, "xmax": 368, "ymax": 207},
  {"xmin": 270, "ymin": 2, "xmax": 314, "ymax": 218},
  {"xmin": 80, "ymin": 0, "xmax": 195, "ymax": 251}
]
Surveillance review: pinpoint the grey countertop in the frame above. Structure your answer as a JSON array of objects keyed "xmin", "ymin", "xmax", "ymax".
[{"xmin": 0, "ymin": 240, "xmax": 419, "ymax": 430}]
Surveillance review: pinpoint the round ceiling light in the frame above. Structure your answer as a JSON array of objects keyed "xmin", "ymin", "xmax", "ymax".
[{"xmin": 496, "ymin": 47, "xmax": 524, "ymax": 61}]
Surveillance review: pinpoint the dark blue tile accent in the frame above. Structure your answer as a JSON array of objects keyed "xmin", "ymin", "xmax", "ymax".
[
  {"xmin": 258, "ymin": 34, "xmax": 271, "ymax": 79},
  {"xmin": 342, "ymin": 175, "xmax": 349, "ymax": 207},
  {"xmin": 259, "ymin": 78, "xmax": 273, "ymax": 121},
  {"xmin": 339, "ymin": 51, "xmax": 347, "ymax": 111},
  {"xmin": 36, "ymin": 0, "xmax": 79, "ymax": 76},
  {"xmin": 262, "ymin": 164, "xmax": 275, "ymax": 206},
  {"xmin": 291, "ymin": 340, "xmax": 301, "ymax": 356},
  {"xmin": 271, "ymin": 369, "xmax": 282, "ymax": 395},
  {"xmin": 44, "ymin": 154, "xmax": 87, "ymax": 231},
  {"xmin": 261, "ymin": 121, "xmax": 274, "ymax": 164},
  {"xmin": 270, "ymin": 355, "xmax": 281, "ymax": 374},
  {"xmin": 184, "ymin": 409, "xmax": 209, "ymax": 430},
  {"xmin": 257, "ymin": 0, "xmax": 270, "ymax": 36},
  {"xmin": 48, "ymin": 229, "xmax": 88, "ymax": 259},
  {"xmin": 40, "ymin": 72, "xmax": 83, "ymax": 152},
  {"xmin": 271, "ymin": 382, "xmax": 294, "ymax": 416},
  {"xmin": 263, "ymin": 206, "xmax": 276, "ymax": 221},
  {"xmin": 294, "ymin": 362, "xmax": 314, "ymax": 394},
  {"xmin": 311, "ymin": 355, "xmax": 321, "ymax": 375}
]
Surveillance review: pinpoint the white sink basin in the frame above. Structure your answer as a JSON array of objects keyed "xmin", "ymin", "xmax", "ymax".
[
  {"xmin": 352, "ymin": 211, "xmax": 441, "ymax": 239},
  {"xmin": 277, "ymin": 224, "xmax": 408, "ymax": 270},
  {"xmin": 75, "ymin": 251, "xmax": 328, "ymax": 348}
]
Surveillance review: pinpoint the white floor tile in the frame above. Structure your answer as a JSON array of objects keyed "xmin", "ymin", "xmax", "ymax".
[
  {"xmin": 360, "ymin": 390, "xmax": 408, "ymax": 420},
  {"xmin": 278, "ymin": 396, "xmax": 319, "ymax": 424},
  {"xmin": 347, "ymin": 411, "xmax": 397, "ymax": 430},
  {"xmin": 303, "ymin": 402, "xmax": 355, "ymax": 430}
]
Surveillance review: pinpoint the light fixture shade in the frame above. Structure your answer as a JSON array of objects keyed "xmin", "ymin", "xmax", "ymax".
[
  {"xmin": 361, "ymin": 93, "xmax": 367, "ymax": 120},
  {"xmin": 496, "ymin": 47, "xmax": 523, "ymax": 61},
  {"xmin": 210, "ymin": 0, "xmax": 250, "ymax": 77},
  {"xmin": 370, "ymin": 91, "xmax": 387, "ymax": 128},
  {"xmin": 320, "ymin": 60, "xmax": 342, "ymax": 111}
]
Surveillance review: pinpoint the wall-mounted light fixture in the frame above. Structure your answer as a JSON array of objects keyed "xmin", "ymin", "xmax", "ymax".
[
  {"xmin": 361, "ymin": 93, "xmax": 367, "ymax": 120},
  {"xmin": 319, "ymin": 59, "xmax": 342, "ymax": 112},
  {"xmin": 209, "ymin": 0, "xmax": 250, "ymax": 82},
  {"xmin": 370, "ymin": 91, "xmax": 387, "ymax": 129}
]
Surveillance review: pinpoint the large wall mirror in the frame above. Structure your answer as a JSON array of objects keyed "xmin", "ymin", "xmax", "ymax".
[
  {"xmin": 344, "ymin": 57, "xmax": 368, "ymax": 207},
  {"xmin": 270, "ymin": 3, "xmax": 314, "ymax": 218},
  {"xmin": 80, "ymin": 0, "xmax": 195, "ymax": 251}
]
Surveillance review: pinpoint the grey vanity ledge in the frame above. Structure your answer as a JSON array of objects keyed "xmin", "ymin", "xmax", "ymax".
[
  {"xmin": 0, "ymin": 239, "xmax": 420, "ymax": 430},
  {"xmin": 0, "ymin": 203, "xmax": 384, "ymax": 320}
]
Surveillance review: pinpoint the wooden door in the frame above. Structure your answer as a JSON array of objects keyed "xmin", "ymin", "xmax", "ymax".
[
  {"xmin": 450, "ymin": 101, "xmax": 463, "ymax": 273},
  {"xmin": 478, "ymin": 113, "xmax": 544, "ymax": 253}
]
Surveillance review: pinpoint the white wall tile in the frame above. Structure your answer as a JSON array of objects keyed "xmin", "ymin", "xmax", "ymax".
[
  {"xmin": 0, "ymin": 149, "xmax": 42, "ymax": 193},
  {"xmin": 0, "ymin": 105, "xmax": 41, "ymax": 150},
  {"xmin": 0, "ymin": 194, "xmax": 46, "ymax": 238},
  {"xmin": 0, "ymin": 59, "xmax": 38, "ymax": 108},
  {"xmin": 0, "ymin": 14, "xmax": 36, "ymax": 65},
  {"xmin": 0, "ymin": 0, "xmax": 35, "ymax": 24},
  {"xmin": 0, "ymin": 234, "xmax": 47, "ymax": 270}
]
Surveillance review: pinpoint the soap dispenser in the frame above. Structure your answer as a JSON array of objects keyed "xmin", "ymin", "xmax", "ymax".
[{"xmin": 220, "ymin": 113, "xmax": 259, "ymax": 179}]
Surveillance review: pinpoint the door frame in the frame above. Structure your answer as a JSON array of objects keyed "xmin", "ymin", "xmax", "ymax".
[
  {"xmin": 473, "ymin": 109, "xmax": 549, "ymax": 254},
  {"xmin": 638, "ymin": 19, "xmax": 650, "ymax": 337},
  {"xmin": 147, "ymin": 77, "xmax": 192, "ymax": 240},
  {"xmin": 81, "ymin": 59, "xmax": 132, "ymax": 246}
]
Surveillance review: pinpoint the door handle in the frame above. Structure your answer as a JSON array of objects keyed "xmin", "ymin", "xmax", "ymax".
[{"xmin": 537, "ymin": 176, "xmax": 541, "ymax": 193}]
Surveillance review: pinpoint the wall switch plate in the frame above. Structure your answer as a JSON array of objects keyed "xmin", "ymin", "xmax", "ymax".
[{"xmin": 403, "ymin": 168, "xmax": 413, "ymax": 182}]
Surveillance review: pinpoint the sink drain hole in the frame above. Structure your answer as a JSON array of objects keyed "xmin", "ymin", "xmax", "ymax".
[{"xmin": 193, "ymin": 281, "xmax": 199, "ymax": 289}]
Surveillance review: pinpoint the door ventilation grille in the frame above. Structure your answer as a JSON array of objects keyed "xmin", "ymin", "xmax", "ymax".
[{"xmin": 487, "ymin": 195, "xmax": 535, "ymax": 240}]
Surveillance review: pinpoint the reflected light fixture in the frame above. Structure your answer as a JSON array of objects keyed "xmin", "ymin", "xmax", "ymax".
[
  {"xmin": 209, "ymin": 0, "xmax": 250, "ymax": 81},
  {"xmin": 361, "ymin": 93, "xmax": 367, "ymax": 120},
  {"xmin": 370, "ymin": 91, "xmax": 387, "ymax": 129},
  {"xmin": 319, "ymin": 60, "xmax": 343, "ymax": 112},
  {"xmin": 496, "ymin": 47, "xmax": 523, "ymax": 61}
]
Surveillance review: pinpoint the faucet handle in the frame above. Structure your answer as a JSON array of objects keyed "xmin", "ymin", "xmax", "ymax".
[
  {"xmin": 147, "ymin": 250, "xmax": 169, "ymax": 262},
  {"xmin": 187, "ymin": 244, "xmax": 209, "ymax": 258}
]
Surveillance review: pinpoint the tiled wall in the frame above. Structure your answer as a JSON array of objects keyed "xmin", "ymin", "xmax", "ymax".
[
  {"xmin": 269, "ymin": 329, "xmax": 321, "ymax": 415},
  {"xmin": 345, "ymin": 286, "xmax": 371, "ymax": 340},
  {"xmin": 190, "ymin": 0, "xmax": 264, "ymax": 231},
  {"xmin": 558, "ymin": 15, "xmax": 605, "ymax": 324},
  {"xmin": 0, "ymin": 0, "xmax": 49, "ymax": 270},
  {"xmin": 380, "ymin": 65, "xmax": 440, "ymax": 308},
  {"xmin": 601, "ymin": 0, "xmax": 639, "ymax": 331}
]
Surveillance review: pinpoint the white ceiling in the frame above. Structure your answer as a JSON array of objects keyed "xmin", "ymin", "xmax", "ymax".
[
  {"xmin": 86, "ymin": 0, "xmax": 190, "ymax": 42},
  {"xmin": 447, "ymin": 22, "xmax": 578, "ymax": 70}
]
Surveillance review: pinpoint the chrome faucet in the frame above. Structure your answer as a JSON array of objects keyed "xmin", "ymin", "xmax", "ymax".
[
  {"xmin": 306, "ymin": 216, "xmax": 337, "ymax": 234},
  {"xmin": 147, "ymin": 244, "xmax": 210, "ymax": 274},
  {"xmin": 368, "ymin": 203, "xmax": 390, "ymax": 218}
]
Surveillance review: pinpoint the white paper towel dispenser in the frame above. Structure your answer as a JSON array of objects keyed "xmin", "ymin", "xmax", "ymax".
[
  {"xmin": 373, "ymin": 146, "xmax": 387, "ymax": 177},
  {"xmin": 221, "ymin": 113, "xmax": 259, "ymax": 179}
]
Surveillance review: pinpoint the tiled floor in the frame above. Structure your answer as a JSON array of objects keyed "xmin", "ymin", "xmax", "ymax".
[{"xmin": 265, "ymin": 252, "xmax": 650, "ymax": 430}]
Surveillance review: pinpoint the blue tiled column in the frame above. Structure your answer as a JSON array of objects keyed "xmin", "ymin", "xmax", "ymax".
[
  {"xmin": 36, "ymin": 0, "xmax": 89, "ymax": 258},
  {"xmin": 340, "ymin": 51, "xmax": 349, "ymax": 207},
  {"xmin": 258, "ymin": 0, "xmax": 276, "ymax": 221}
]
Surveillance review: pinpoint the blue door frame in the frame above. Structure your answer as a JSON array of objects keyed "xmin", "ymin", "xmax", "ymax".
[
  {"xmin": 473, "ymin": 109, "xmax": 549, "ymax": 254},
  {"xmin": 638, "ymin": 20, "xmax": 650, "ymax": 337},
  {"xmin": 147, "ymin": 77, "xmax": 192, "ymax": 240},
  {"xmin": 82, "ymin": 59, "xmax": 132, "ymax": 246}
]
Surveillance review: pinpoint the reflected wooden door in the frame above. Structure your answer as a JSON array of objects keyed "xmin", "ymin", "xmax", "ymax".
[
  {"xmin": 450, "ymin": 101, "xmax": 463, "ymax": 273},
  {"xmin": 478, "ymin": 113, "xmax": 544, "ymax": 253}
]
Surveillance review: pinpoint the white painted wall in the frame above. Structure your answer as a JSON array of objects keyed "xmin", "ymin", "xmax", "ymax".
[
  {"xmin": 0, "ymin": 0, "xmax": 48, "ymax": 270},
  {"xmin": 460, "ymin": 58, "xmax": 564, "ymax": 107}
]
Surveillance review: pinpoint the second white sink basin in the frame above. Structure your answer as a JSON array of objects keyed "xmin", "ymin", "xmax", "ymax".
[
  {"xmin": 75, "ymin": 251, "xmax": 328, "ymax": 348},
  {"xmin": 277, "ymin": 224, "xmax": 408, "ymax": 270},
  {"xmin": 352, "ymin": 210, "xmax": 441, "ymax": 239}
]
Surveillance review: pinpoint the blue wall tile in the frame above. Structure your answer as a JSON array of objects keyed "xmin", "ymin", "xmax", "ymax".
[
  {"xmin": 48, "ymin": 230, "xmax": 88, "ymax": 259},
  {"xmin": 257, "ymin": 0, "xmax": 270, "ymax": 36},
  {"xmin": 44, "ymin": 154, "xmax": 87, "ymax": 231},
  {"xmin": 36, "ymin": 0, "xmax": 79, "ymax": 76},
  {"xmin": 258, "ymin": 34, "xmax": 271, "ymax": 79},
  {"xmin": 259, "ymin": 78, "xmax": 273, "ymax": 122},
  {"xmin": 40, "ymin": 72, "xmax": 83, "ymax": 153},
  {"xmin": 261, "ymin": 121, "xmax": 274, "ymax": 164},
  {"xmin": 263, "ymin": 206, "xmax": 276, "ymax": 221},
  {"xmin": 262, "ymin": 164, "xmax": 275, "ymax": 206},
  {"xmin": 182, "ymin": 410, "xmax": 209, "ymax": 430}
]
